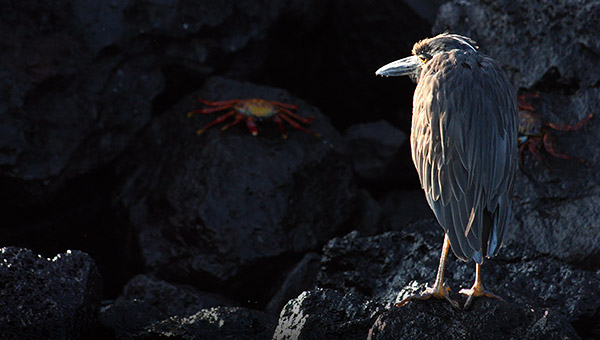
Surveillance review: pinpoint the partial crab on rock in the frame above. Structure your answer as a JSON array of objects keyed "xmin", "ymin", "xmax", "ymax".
[
  {"xmin": 517, "ymin": 94, "xmax": 593, "ymax": 171},
  {"xmin": 188, "ymin": 98, "xmax": 321, "ymax": 139}
]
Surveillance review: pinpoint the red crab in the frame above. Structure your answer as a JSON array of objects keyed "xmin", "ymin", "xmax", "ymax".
[
  {"xmin": 517, "ymin": 93, "xmax": 593, "ymax": 170},
  {"xmin": 187, "ymin": 98, "xmax": 321, "ymax": 139}
]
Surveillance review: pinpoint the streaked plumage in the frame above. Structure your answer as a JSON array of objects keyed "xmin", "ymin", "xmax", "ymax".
[{"xmin": 376, "ymin": 33, "xmax": 518, "ymax": 309}]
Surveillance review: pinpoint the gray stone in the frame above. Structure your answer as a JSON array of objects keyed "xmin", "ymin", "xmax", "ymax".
[
  {"xmin": 272, "ymin": 288, "xmax": 383, "ymax": 340},
  {"xmin": 380, "ymin": 189, "xmax": 435, "ymax": 229},
  {"xmin": 317, "ymin": 224, "xmax": 600, "ymax": 331},
  {"xmin": 134, "ymin": 306, "xmax": 277, "ymax": 340},
  {"xmin": 0, "ymin": 0, "xmax": 164, "ymax": 204},
  {"xmin": 434, "ymin": 0, "xmax": 600, "ymax": 89},
  {"xmin": 367, "ymin": 299, "xmax": 580, "ymax": 340},
  {"xmin": 99, "ymin": 274, "xmax": 234, "ymax": 339},
  {"xmin": 344, "ymin": 120, "xmax": 407, "ymax": 183},
  {"xmin": 0, "ymin": 247, "xmax": 101, "ymax": 340},
  {"xmin": 266, "ymin": 252, "xmax": 321, "ymax": 314}
]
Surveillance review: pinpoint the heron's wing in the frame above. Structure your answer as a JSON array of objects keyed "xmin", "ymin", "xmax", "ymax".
[{"xmin": 411, "ymin": 50, "xmax": 518, "ymax": 262}]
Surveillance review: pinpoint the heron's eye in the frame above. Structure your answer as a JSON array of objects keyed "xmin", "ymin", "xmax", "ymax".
[{"xmin": 418, "ymin": 55, "xmax": 429, "ymax": 63}]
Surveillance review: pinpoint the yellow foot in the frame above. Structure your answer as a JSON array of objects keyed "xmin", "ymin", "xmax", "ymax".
[
  {"xmin": 396, "ymin": 283, "xmax": 460, "ymax": 309},
  {"xmin": 459, "ymin": 286, "xmax": 504, "ymax": 309}
]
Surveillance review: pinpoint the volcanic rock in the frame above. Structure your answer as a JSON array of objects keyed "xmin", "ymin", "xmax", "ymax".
[{"xmin": 0, "ymin": 247, "xmax": 102, "ymax": 340}]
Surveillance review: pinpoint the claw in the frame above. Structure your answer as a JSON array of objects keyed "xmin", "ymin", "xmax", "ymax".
[
  {"xmin": 460, "ymin": 263, "xmax": 504, "ymax": 310},
  {"xmin": 459, "ymin": 287, "xmax": 504, "ymax": 310},
  {"xmin": 396, "ymin": 283, "xmax": 460, "ymax": 309},
  {"xmin": 245, "ymin": 116, "xmax": 258, "ymax": 136}
]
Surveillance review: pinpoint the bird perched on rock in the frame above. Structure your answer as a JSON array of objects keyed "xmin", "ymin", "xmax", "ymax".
[{"xmin": 376, "ymin": 33, "xmax": 518, "ymax": 309}]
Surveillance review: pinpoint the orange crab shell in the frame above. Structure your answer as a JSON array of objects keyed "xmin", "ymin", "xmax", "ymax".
[{"xmin": 232, "ymin": 99, "xmax": 282, "ymax": 118}]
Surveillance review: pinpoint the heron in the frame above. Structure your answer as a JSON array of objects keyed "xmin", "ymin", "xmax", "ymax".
[{"xmin": 375, "ymin": 33, "xmax": 518, "ymax": 309}]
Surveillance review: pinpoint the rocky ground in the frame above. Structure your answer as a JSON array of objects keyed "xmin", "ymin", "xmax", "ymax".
[{"xmin": 1, "ymin": 0, "xmax": 599, "ymax": 339}]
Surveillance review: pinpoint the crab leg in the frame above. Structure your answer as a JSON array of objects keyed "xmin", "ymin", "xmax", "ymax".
[
  {"xmin": 519, "ymin": 142, "xmax": 529, "ymax": 169},
  {"xmin": 542, "ymin": 133, "xmax": 588, "ymax": 164},
  {"xmin": 528, "ymin": 139, "xmax": 546, "ymax": 164},
  {"xmin": 272, "ymin": 116, "xmax": 288, "ymax": 139},
  {"xmin": 280, "ymin": 114, "xmax": 321, "ymax": 138},
  {"xmin": 547, "ymin": 113, "xmax": 593, "ymax": 131},
  {"xmin": 516, "ymin": 93, "xmax": 539, "ymax": 111},
  {"xmin": 245, "ymin": 116, "xmax": 259, "ymax": 136},
  {"xmin": 197, "ymin": 98, "xmax": 240, "ymax": 107},
  {"xmin": 270, "ymin": 101, "xmax": 298, "ymax": 110},
  {"xmin": 196, "ymin": 110, "xmax": 235, "ymax": 135},
  {"xmin": 279, "ymin": 108, "xmax": 314, "ymax": 125},
  {"xmin": 220, "ymin": 113, "xmax": 245, "ymax": 131},
  {"xmin": 188, "ymin": 105, "xmax": 232, "ymax": 116},
  {"xmin": 527, "ymin": 138, "xmax": 549, "ymax": 170}
]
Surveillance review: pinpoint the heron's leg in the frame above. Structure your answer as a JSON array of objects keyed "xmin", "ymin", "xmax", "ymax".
[
  {"xmin": 396, "ymin": 234, "xmax": 460, "ymax": 309},
  {"xmin": 459, "ymin": 263, "xmax": 503, "ymax": 309}
]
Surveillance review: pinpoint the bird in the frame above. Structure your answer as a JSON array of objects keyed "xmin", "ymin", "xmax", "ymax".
[{"xmin": 375, "ymin": 33, "xmax": 518, "ymax": 309}]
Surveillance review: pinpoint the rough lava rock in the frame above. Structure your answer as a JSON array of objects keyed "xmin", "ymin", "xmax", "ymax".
[
  {"xmin": 115, "ymin": 76, "xmax": 359, "ymax": 296},
  {"xmin": 320, "ymin": 223, "xmax": 600, "ymax": 324},
  {"xmin": 314, "ymin": 223, "xmax": 600, "ymax": 338},
  {"xmin": 379, "ymin": 189, "xmax": 434, "ymax": 228},
  {"xmin": 0, "ymin": 247, "xmax": 102, "ymax": 340},
  {"xmin": 269, "ymin": 222, "xmax": 599, "ymax": 339},
  {"xmin": 367, "ymin": 298, "xmax": 580, "ymax": 340},
  {"xmin": 133, "ymin": 306, "xmax": 277, "ymax": 340},
  {"xmin": 0, "ymin": 1, "xmax": 164, "ymax": 205},
  {"xmin": 343, "ymin": 120, "xmax": 407, "ymax": 184},
  {"xmin": 434, "ymin": 0, "xmax": 600, "ymax": 89},
  {"xmin": 99, "ymin": 274, "xmax": 235, "ymax": 339},
  {"xmin": 265, "ymin": 252, "xmax": 321, "ymax": 314},
  {"xmin": 273, "ymin": 288, "xmax": 384, "ymax": 340}
]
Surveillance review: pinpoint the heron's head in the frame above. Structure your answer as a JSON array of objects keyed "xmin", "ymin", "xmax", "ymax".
[{"xmin": 375, "ymin": 33, "xmax": 479, "ymax": 83}]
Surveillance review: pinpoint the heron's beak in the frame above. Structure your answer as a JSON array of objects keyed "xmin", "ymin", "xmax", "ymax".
[{"xmin": 375, "ymin": 55, "xmax": 420, "ymax": 77}]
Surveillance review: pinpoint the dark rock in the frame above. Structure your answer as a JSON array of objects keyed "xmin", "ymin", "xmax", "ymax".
[
  {"xmin": 0, "ymin": 247, "xmax": 102, "ymax": 340},
  {"xmin": 272, "ymin": 288, "xmax": 384, "ymax": 340},
  {"xmin": 99, "ymin": 274, "xmax": 234, "ymax": 339},
  {"xmin": 344, "ymin": 120, "xmax": 407, "ymax": 184},
  {"xmin": 379, "ymin": 189, "xmax": 435, "ymax": 229},
  {"xmin": 266, "ymin": 252, "xmax": 321, "ymax": 314},
  {"xmin": 434, "ymin": 0, "xmax": 600, "ymax": 89},
  {"xmin": 353, "ymin": 189, "xmax": 384, "ymax": 235},
  {"xmin": 133, "ymin": 306, "xmax": 277, "ymax": 340},
  {"xmin": 404, "ymin": 0, "xmax": 447, "ymax": 24},
  {"xmin": 272, "ymin": 284, "xmax": 578, "ymax": 340},
  {"xmin": 0, "ymin": 0, "xmax": 164, "ymax": 204},
  {"xmin": 367, "ymin": 299, "xmax": 580, "ymax": 340},
  {"xmin": 116, "ymin": 76, "xmax": 359, "ymax": 298},
  {"xmin": 318, "ymin": 230, "xmax": 417, "ymax": 304},
  {"xmin": 508, "ymin": 173, "xmax": 600, "ymax": 265},
  {"xmin": 316, "ymin": 224, "xmax": 600, "ymax": 333}
]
